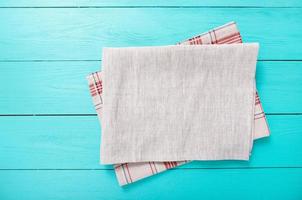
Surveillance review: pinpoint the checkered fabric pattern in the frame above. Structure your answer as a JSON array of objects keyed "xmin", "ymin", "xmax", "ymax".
[{"xmin": 87, "ymin": 21, "xmax": 270, "ymax": 186}]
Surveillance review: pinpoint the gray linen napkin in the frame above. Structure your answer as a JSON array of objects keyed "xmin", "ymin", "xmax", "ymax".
[{"xmin": 101, "ymin": 44, "xmax": 259, "ymax": 164}]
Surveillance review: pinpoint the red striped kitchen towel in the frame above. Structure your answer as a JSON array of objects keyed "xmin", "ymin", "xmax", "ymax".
[{"xmin": 87, "ymin": 21, "xmax": 270, "ymax": 186}]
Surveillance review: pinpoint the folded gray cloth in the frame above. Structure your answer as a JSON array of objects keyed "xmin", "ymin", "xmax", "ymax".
[{"xmin": 101, "ymin": 44, "xmax": 259, "ymax": 164}]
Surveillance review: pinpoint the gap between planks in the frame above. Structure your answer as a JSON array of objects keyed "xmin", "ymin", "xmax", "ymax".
[
  {"xmin": 0, "ymin": 59, "xmax": 302, "ymax": 62},
  {"xmin": 1, "ymin": 167, "xmax": 302, "ymax": 171},
  {"xmin": 0, "ymin": 6, "xmax": 301, "ymax": 9},
  {"xmin": 0, "ymin": 113, "xmax": 301, "ymax": 117}
]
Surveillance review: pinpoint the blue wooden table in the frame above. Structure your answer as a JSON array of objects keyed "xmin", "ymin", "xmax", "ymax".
[{"xmin": 0, "ymin": 1, "xmax": 302, "ymax": 199}]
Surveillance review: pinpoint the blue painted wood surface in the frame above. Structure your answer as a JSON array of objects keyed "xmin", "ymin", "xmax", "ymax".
[{"xmin": 0, "ymin": 1, "xmax": 301, "ymax": 199}]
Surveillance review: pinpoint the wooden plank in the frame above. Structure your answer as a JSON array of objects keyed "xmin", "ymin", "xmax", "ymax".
[
  {"xmin": 0, "ymin": 115, "xmax": 301, "ymax": 169},
  {"xmin": 0, "ymin": 0, "xmax": 301, "ymax": 7},
  {"xmin": 0, "ymin": 61, "xmax": 97, "ymax": 114},
  {"xmin": 0, "ymin": 61, "xmax": 301, "ymax": 114},
  {"xmin": 0, "ymin": 8, "xmax": 301, "ymax": 60},
  {"xmin": 1, "ymin": 169, "xmax": 302, "ymax": 199}
]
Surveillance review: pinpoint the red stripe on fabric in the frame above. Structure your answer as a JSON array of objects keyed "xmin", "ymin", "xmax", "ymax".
[
  {"xmin": 217, "ymin": 35, "xmax": 241, "ymax": 45},
  {"xmin": 153, "ymin": 162, "xmax": 158, "ymax": 173},
  {"xmin": 209, "ymin": 31, "xmax": 214, "ymax": 44},
  {"xmin": 191, "ymin": 36, "xmax": 203, "ymax": 45},
  {"xmin": 92, "ymin": 73, "xmax": 103, "ymax": 104},
  {"xmin": 125, "ymin": 163, "xmax": 133, "ymax": 183},
  {"xmin": 256, "ymin": 92, "xmax": 270, "ymax": 134},
  {"xmin": 255, "ymin": 112, "xmax": 265, "ymax": 116},
  {"xmin": 165, "ymin": 162, "xmax": 170, "ymax": 169},
  {"xmin": 224, "ymin": 38, "xmax": 243, "ymax": 44},
  {"xmin": 95, "ymin": 73, "xmax": 103, "ymax": 95},
  {"xmin": 224, "ymin": 36, "xmax": 242, "ymax": 44},
  {"xmin": 189, "ymin": 22, "xmax": 235, "ymax": 42},
  {"xmin": 163, "ymin": 162, "xmax": 168, "ymax": 169},
  {"xmin": 219, "ymin": 33, "xmax": 241, "ymax": 42},
  {"xmin": 198, "ymin": 37, "xmax": 202, "ymax": 44},
  {"xmin": 213, "ymin": 30, "xmax": 218, "ymax": 44},
  {"xmin": 121, "ymin": 164, "xmax": 129, "ymax": 184},
  {"xmin": 114, "ymin": 164, "xmax": 122, "ymax": 169},
  {"xmin": 218, "ymin": 36, "xmax": 241, "ymax": 44},
  {"xmin": 179, "ymin": 22, "xmax": 236, "ymax": 46},
  {"xmin": 216, "ymin": 32, "xmax": 241, "ymax": 43},
  {"xmin": 149, "ymin": 162, "xmax": 155, "ymax": 174},
  {"xmin": 193, "ymin": 36, "xmax": 199, "ymax": 44}
]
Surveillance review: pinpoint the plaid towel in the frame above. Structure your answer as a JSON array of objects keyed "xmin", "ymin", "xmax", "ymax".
[{"xmin": 87, "ymin": 22, "xmax": 270, "ymax": 186}]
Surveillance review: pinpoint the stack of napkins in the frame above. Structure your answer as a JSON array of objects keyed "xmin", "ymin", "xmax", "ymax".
[{"xmin": 87, "ymin": 22, "xmax": 270, "ymax": 186}]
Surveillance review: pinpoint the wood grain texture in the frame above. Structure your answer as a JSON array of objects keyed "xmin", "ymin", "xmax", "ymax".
[
  {"xmin": 0, "ymin": 8, "xmax": 301, "ymax": 60},
  {"xmin": 1, "ymin": 0, "xmax": 302, "ymax": 7},
  {"xmin": 0, "ymin": 115, "xmax": 301, "ymax": 169},
  {"xmin": 0, "ymin": 2, "xmax": 302, "ymax": 199},
  {"xmin": 0, "ymin": 61, "xmax": 301, "ymax": 114},
  {"xmin": 1, "ymin": 169, "xmax": 302, "ymax": 200}
]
